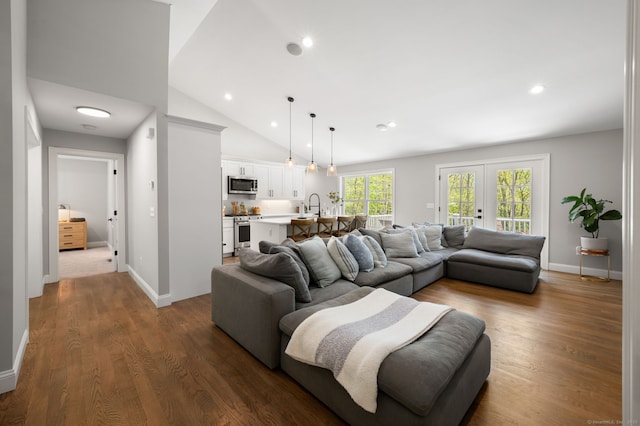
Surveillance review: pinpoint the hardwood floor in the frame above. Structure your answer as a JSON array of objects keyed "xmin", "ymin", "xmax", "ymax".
[{"xmin": 0, "ymin": 270, "xmax": 621, "ymax": 425}]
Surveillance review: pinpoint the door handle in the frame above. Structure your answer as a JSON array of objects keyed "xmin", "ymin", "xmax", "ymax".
[
  {"xmin": 108, "ymin": 218, "xmax": 113, "ymax": 222},
  {"xmin": 475, "ymin": 216, "xmax": 482, "ymax": 219}
]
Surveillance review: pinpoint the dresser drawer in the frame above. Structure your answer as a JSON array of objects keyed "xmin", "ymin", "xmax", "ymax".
[{"xmin": 58, "ymin": 221, "xmax": 87, "ymax": 250}]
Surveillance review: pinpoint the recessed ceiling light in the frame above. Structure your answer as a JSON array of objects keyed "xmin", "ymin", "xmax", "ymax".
[
  {"xmin": 376, "ymin": 124, "xmax": 388, "ymax": 131},
  {"xmin": 224, "ymin": 93, "xmax": 233, "ymax": 101},
  {"xmin": 529, "ymin": 84, "xmax": 545, "ymax": 95},
  {"xmin": 286, "ymin": 43, "xmax": 303, "ymax": 56},
  {"xmin": 387, "ymin": 121, "xmax": 397, "ymax": 128},
  {"xmin": 82, "ymin": 124, "xmax": 97, "ymax": 130},
  {"xmin": 76, "ymin": 106, "xmax": 111, "ymax": 118},
  {"xmin": 302, "ymin": 37, "xmax": 313, "ymax": 48},
  {"xmin": 270, "ymin": 121, "xmax": 278, "ymax": 128}
]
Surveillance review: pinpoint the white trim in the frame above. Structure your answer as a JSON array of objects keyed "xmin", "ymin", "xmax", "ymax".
[
  {"xmin": 623, "ymin": 1, "xmax": 639, "ymax": 423},
  {"xmin": 0, "ymin": 328, "xmax": 29, "ymax": 394},
  {"xmin": 48, "ymin": 147, "xmax": 127, "ymax": 282},
  {"xmin": 128, "ymin": 266, "xmax": 172, "ymax": 308},
  {"xmin": 547, "ymin": 263, "xmax": 623, "ymax": 281},
  {"xmin": 87, "ymin": 241, "xmax": 108, "ymax": 249}
]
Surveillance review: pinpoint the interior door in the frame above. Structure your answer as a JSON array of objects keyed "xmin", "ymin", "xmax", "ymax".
[
  {"xmin": 108, "ymin": 159, "xmax": 119, "ymax": 269},
  {"xmin": 439, "ymin": 166, "xmax": 484, "ymax": 229}
]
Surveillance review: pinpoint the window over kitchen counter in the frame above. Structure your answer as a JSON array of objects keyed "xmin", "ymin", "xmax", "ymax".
[{"xmin": 341, "ymin": 170, "xmax": 394, "ymax": 229}]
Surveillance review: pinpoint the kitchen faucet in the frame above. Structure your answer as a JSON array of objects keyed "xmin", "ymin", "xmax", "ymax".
[{"xmin": 308, "ymin": 193, "xmax": 321, "ymax": 217}]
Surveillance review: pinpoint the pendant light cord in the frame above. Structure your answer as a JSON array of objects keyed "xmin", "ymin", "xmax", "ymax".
[{"xmin": 288, "ymin": 97, "xmax": 293, "ymax": 158}]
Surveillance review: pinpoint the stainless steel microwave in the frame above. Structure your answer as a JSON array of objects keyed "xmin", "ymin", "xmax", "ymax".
[{"xmin": 228, "ymin": 176, "xmax": 258, "ymax": 195}]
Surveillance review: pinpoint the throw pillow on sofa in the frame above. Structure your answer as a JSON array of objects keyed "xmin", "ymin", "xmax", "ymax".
[
  {"xmin": 343, "ymin": 234, "xmax": 375, "ymax": 272},
  {"xmin": 382, "ymin": 227, "xmax": 425, "ymax": 254},
  {"xmin": 414, "ymin": 224, "xmax": 444, "ymax": 251},
  {"xmin": 269, "ymin": 244, "xmax": 311, "ymax": 286},
  {"xmin": 361, "ymin": 235, "xmax": 388, "ymax": 268},
  {"xmin": 442, "ymin": 225, "xmax": 466, "ymax": 248},
  {"xmin": 379, "ymin": 232, "xmax": 419, "ymax": 258},
  {"xmin": 239, "ymin": 248, "xmax": 312, "ymax": 303},
  {"xmin": 297, "ymin": 236, "xmax": 342, "ymax": 288},
  {"xmin": 327, "ymin": 237, "xmax": 359, "ymax": 281}
]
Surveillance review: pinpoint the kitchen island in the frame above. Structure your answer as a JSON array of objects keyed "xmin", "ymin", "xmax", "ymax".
[{"xmin": 250, "ymin": 215, "xmax": 317, "ymax": 250}]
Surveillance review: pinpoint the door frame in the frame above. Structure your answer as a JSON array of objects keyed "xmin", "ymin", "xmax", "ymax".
[
  {"xmin": 47, "ymin": 147, "xmax": 127, "ymax": 282},
  {"xmin": 435, "ymin": 153, "xmax": 550, "ymax": 269}
]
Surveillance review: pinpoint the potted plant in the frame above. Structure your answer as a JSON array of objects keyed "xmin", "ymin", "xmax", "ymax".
[
  {"xmin": 561, "ymin": 188, "xmax": 622, "ymax": 251},
  {"xmin": 327, "ymin": 192, "xmax": 343, "ymax": 216}
]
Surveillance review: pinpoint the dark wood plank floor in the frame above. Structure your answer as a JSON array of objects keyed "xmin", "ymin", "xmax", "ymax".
[{"xmin": 0, "ymin": 270, "xmax": 621, "ymax": 425}]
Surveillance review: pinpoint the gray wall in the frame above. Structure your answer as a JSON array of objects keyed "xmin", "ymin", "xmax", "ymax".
[
  {"xmin": 323, "ymin": 129, "xmax": 624, "ymax": 273},
  {"xmin": 58, "ymin": 157, "xmax": 109, "ymax": 244}
]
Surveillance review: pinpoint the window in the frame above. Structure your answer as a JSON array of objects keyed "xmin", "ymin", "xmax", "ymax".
[
  {"xmin": 341, "ymin": 171, "xmax": 393, "ymax": 228},
  {"xmin": 495, "ymin": 168, "xmax": 532, "ymax": 234}
]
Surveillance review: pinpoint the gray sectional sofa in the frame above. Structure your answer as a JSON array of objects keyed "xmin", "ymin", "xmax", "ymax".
[{"xmin": 210, "ymin": 225, "xmax": 545, "ymax": 425}]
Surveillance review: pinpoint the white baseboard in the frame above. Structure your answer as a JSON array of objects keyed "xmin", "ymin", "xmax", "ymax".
[
  {"xmin": 127, "ymin": 266, "xmax": 172, "ymax": 308},
  {"xmin": 548, "ymin": 263, "xmax": 622, "ymax": 281},
  {"xmin": 87, "ymin": 241, "xmax": 108, "ymax": 249},
  {"xmin": 0, "ymin": 328, "xmax": 29, "ymax": 394}
]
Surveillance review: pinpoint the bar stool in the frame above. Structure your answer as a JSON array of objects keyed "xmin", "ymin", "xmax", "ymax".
[
  {"xmin": 290, "ymin": 218, "xmax": 314, "ymax": 242},
  {"xmin": 315, "ymin": 217, "xmax": 337, "ymax": 238},
  {"xmin": 354, "ymin": 215, "xmax": 368, "ymax": 229},
  {"xmin": 335, "ymin": 215, "xmax": 355, "ymax": 236}
]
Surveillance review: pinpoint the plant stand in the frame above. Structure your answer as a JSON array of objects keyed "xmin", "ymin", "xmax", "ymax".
[{"xmin": 579, "ymin": 248, "xmax": 610, "ymax": 282}]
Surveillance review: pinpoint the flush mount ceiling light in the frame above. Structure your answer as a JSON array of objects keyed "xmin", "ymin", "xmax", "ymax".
[
  {"xmin": 307, "ymin": 113, "xmax": 318, "ymax": 174},
  {"xmin": 285, "ymin": 97, "xmax": 295, "ymax": 168},
  {"xmin": 302, "ymin": 36, "xmax": 313, "ymax": 48},
  {"xmin": 224, "ymin": 93, "xmax": 233, "ymax": 101},
  {"xmin": 387, "ymin": 121, "xmax": 397, "ymax": 128},
  {"xmin": 81, "ymin": 124, "xmax": 97, "ymax": 130},
  {"xmin": 529, "ymin": 84, "xmax": 545, "ymax": 95},
  {"xmin": 76, "ymin": 106, "xmax": 111, "ymax": 118},
  {"xmin": 376, "ymin": 123, "xmax": 388, "ymax": 131}
]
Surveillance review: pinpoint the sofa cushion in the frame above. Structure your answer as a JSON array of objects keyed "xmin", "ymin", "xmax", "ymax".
[
  {"xmin": 358, "ymin": 228, "xmax": 383, "ymax": 246},
  {"xmin": 327, "ymin": 237, "xmax": 359, "ymax": 281},
  {"xmin": 297, "ymin": 280, "xmax": 360, "ymax": 310},
  {"xmin": 297, "ymin": 236, "xmax": 342, "ymax": 288},
  {"xmin": 448, "ymin": 248, "xmax": 539, "ymax": 272},
  {"xmin": 463, "ymin": 227, "xmax": 545, "ymax": 259},
  {"xmin": 430, "ymin": 247, "xmax": 460, "ymax": 261},
  {"xmin": 362, "ymin": 235, "xmax": 388, "ymax": 268},
  {"xmin": 379, "ymin": 232, "xmax": 419, "ymax": 258},
  {"xmin": 239, "ymin": 248, "xmax": 312, "ymax": 303},
  {"xmin": 352, "ymin": 261, "xmax": 413, "ymax": 287},
  {"xmin": 343, "ymin": 234, "xmax": 375, "ymax": 272},
  {"xmin": 443, "ymin": 225, "xmax": 466, "ymax": 248},
  {"xmin": 269, "ymin": 244, "xmax": 311, "ymax": 286},
  {"xmin": 388, "ymin": 251, "xmax": 443, "ymax": 273},
  {"xmin": 259, "ymin": 240, "xmax": 278, "ymax": 254}
]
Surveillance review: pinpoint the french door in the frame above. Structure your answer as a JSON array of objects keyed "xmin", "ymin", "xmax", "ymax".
[{"xmin": 438, "ymin": 156, "xmax": 549, "ymax": 268}]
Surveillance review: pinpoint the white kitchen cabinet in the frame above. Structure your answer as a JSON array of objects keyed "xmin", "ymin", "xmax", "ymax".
[
  {"xmin": 283, "ymin": 166, "xmax": 306, "ymax": 200},
  {"xmin": 222, "ymin": 159, "xmax": 304, "ymax": 200},
  {"xmin": 222, "ymin": 217, "xmax": 234, "ymax": 255},
  {"xmin": 254, "ymin": 164, "xmax": 284, "ymax": 199},
  {"xmin": 225, "ymin": 160, "xmax": 255, "ymax": 178}
]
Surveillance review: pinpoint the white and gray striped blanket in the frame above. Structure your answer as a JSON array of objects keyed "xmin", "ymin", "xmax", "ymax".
[{"xmin": 284, "ymin": 288, "xmax": 452, "ymax": 413}]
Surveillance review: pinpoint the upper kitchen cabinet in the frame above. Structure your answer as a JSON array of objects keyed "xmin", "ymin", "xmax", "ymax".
[
  {"xmin": 254, "ymin": 164, "xmax": 284, "ymax": 199},
  {"xmin": 284, "ymin": 166, "xmax": 306, "ymax": 200},
  {"xmin": 225, "ymin": 161, "xmax": 255, "ymax": 178}
]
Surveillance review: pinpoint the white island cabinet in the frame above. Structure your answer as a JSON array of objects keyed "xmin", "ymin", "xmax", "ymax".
[{"xmin": 250, "ymin": 216, "xmax": 296, "ymax": 250}]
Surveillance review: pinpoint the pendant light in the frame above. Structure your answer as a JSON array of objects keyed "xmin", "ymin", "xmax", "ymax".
[
  {"xmin": 327, "ymin": 126, "xmax": 337, "ymax": 176},
  {"xmin": 307, "ymin": 113, "xmax": 318, "ymax": 174},
  {"xmin": 285, "ymin": 97, "xmax": 295, "ymax": 168}
]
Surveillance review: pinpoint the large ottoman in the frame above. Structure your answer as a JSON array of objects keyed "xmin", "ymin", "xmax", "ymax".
[{"xmin": 279, "ymin": 287, "xmax": 491, "ymax": 425}]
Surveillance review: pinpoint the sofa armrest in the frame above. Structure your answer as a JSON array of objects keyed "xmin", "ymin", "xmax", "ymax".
[{"xmin": 211, "ymin": 264, "xmax": 295, "ymax": 369}]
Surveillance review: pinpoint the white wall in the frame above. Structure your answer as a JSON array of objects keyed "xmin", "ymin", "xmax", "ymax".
[
  {"xmin": 317, "ymin": 129, "xmax": 624, "ymax": 274},
  {"xmin": 0, "ymin": 0, "xmax": 32, "ymax": 394},
  {"xmin": 169, "ymin": 87, "xmax": 296, "ymax": 163},
  {"xmin": 58, "ymin": 157, "xmax": 109, "ymax": 245},
  {"xmin": 167, "ymin": 116, "xmax": 223, "ymax": 302},
  {"xmin": 27, "ymin": 122, "xmax": 43, "ymax": 299},
  {"xmin": 126, "ymin": 112, "xmax": 161, "ymax": 305}
]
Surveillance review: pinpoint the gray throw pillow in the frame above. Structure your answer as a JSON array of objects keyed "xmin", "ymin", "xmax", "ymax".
[
  {"xmin": 415, "ymin": 224, "xmax": 444, "ymax": 250},
  {"xmin": 239, "ymin": 249, "xmax": 311, "ymax": 303},
  {"xmin": 358, "ymin": 228, "xmax": 383, "ymax": 246},
  {"xmin": 361, "ymin": 235, "xmax": 388, "ymax": 268},
  {"xmin": 379, "ymin": 232, "xmax": 419, "ymax": 258},
  {"xmin": 343, "ymin": 234, "xmax": 374, "ymax": 272},
  {"xmin": 327, "ymin": 237, "xmax": 359, "ymax": 281},
  {"xmin": 463, "ymin": 226, "xmax": 546, "ymax": 258},
  {"xmin": 258, "ymin": 240, "xmax": 278, "ymax": 254},
  {"xmin": 385, "ymin": 227, "xmax": 425, "ymax": 254},
  {"xmin": 443, "ymin": 225, "xmax": 466, "ymax": 248},
  {"xmin": 297, "ymin": 236, "xmax": 342, "ymax": 288},
  {"xmin": 269, "ymin": 245, "xmax": 311, "ymax": 286},
  {"xmin": 411, "ymin": 226, "xmax": 431, "ymax": 252}
]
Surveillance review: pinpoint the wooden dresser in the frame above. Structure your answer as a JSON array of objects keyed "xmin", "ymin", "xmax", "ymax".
[{"xmin": 58, "ymin": 221, "xmax": 87, "ymax": 250}]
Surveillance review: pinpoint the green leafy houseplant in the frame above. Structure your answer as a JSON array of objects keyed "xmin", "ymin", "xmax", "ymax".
[{"xmin": 561, "ymin": 188, "xmax": 622, "ymax": 238}]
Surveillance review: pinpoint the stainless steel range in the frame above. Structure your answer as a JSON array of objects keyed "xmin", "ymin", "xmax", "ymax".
[{"xmin": 231, "ymin": 214, "xmax": 262, "ymax": 256}]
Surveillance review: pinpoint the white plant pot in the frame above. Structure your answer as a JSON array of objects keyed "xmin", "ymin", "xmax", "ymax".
[{"xmin": 580, "ymin": 237, "xmax": 609, "ymax": 252}]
